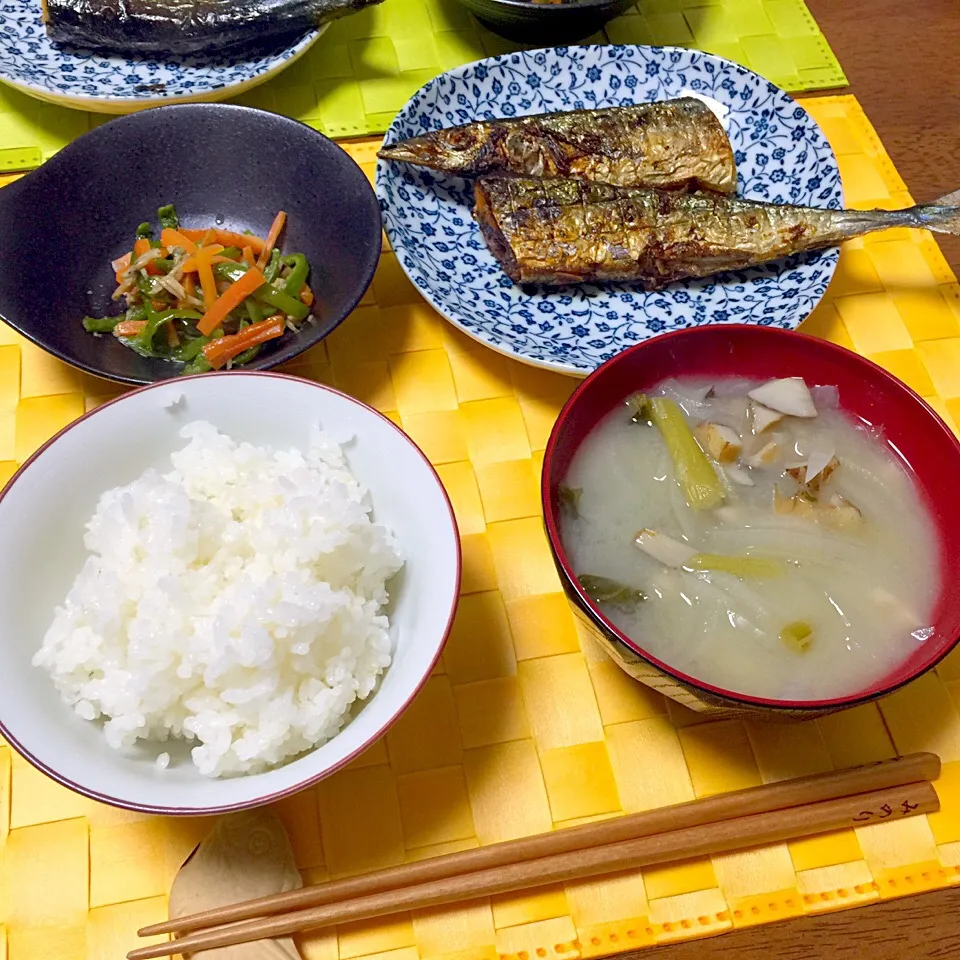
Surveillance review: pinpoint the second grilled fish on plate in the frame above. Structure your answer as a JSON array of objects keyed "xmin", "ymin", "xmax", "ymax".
[
  {"xmin": 474, "ymin": 178, "xmax": 960, "ymax": 288},
  {"xmin": 379, "ymin": 99, "xmax": 736, "ymax": 194},
  {"xmin": 43, "ymin": 0, "xmax": 382, "ymax": 54}
]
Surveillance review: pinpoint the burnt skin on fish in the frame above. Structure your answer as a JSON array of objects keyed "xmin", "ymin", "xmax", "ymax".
[
  {"xmin": 379, "ymin": 99, "xmax": 737, "ymax": 194},
  {"xmin": 42, "ymin": 0, "xmax": 382, "ymax": 55},
  {"xmin": 473, "ymin": 177, "xmax": 960, "ymax": 288}
]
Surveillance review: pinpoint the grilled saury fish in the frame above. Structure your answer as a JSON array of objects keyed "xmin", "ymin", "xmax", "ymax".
[
  {"xmin": 379, "ymin": 100, "xmax": 737, "ymax": 194},
  {"xmin": 473, "ymin": 178, "xmax": 960, "ymax": 288},
  {"xmin": 42, "ymin": 0, "xmax": 382, "ymax": 55}
]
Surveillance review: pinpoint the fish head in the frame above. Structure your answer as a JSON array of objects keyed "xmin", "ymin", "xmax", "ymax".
[{"xmin": 378, "ymin": 123, "xmax": 491, "ymax": 173}]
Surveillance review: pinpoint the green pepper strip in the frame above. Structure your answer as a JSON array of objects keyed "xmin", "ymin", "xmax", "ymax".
[
  {"xmin": 175, "ymin": 338, "xmax": 209, "ymax": 363},
  {"xmin": 139, "ymin": 308, "xmax": 168, "ymax": 352},
  {"xmin": 256, "ymin": 286, "xmax": 308, "ymax": 321},
  {"xmin": 182, "ymin": 356, "xmax": 212, "ymax": 375},
  {"xmin": 244, "ymin": 297, "xmax": 264, "ymax": 325},
  {"xmin": 232, "ymin": 345, "xmax": 262, "ymax": 366},
  {"xmin": 138, "ymin": 308, "xmax": 203, "ymax": 351},
  {"xmin": 157, "ymin": 204, "xmax": 180, "ymax": 230},
  {"xmin": 282, "ymin": 254, "xmax": 309, "ymax": 299},
  {"xmin": 125, "ymin": 305, "xmax": 148, "ymax": 322},
  {"xmin": 131, "ymin": 222, "xmax": 160, "ymax": 256},
  {"xmin": 83, "ymin": 316, "xmax": 122, "ymax": 333},
  {"xmin": 135, "ymin": 221, "xmax": 162, "ymax": 251},
  {"xmin": 136, "ymin": 273, "xmax": 157, "ymax": 298},
  {"xmin": 214, "ymin": 262, "xmax": 309, "ymax": 321},
  {"xmin": 118, "ymin": 337, "xmax": 165, "ymax": 360},
  {"xmin": 219, "ymin": 246, "xmax": 243, "ymax": 260},
  {"xmin": 263, "ymin": 249, "xmax": 282, "ymax": 284},
  {"xmin": 174, "ymin": 325, "xmax": 223, "ymax": 364}
]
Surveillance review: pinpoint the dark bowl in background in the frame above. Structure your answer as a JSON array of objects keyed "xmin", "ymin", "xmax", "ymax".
[
  {"xmin": 0, "ymin": 103, "xmax": 382, "ymax": 385},
  {"xmin": 541, "ymin": 324, "xmax": 960, "ymax": 719},
  {"xmin": 458, "ymin": 0, "xmax": 638, "ymax": 45}
]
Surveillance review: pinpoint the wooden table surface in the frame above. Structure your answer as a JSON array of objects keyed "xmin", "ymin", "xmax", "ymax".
[
  {"xmin": 624, "ymin": 3, "xmax": 960, "ymax": 956},
  {"xmin": 806, "ymin": 0, "xmax": 960, "ymax": 267}
]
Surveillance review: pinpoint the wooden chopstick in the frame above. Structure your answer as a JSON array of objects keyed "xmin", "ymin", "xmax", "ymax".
[
  {"xmin": 141, "ymin": 751, "xmax": 939, "ymax": 939},
  {"xmin": 128, "ymin": 779, "xmax": 939, "ymax": 960}
]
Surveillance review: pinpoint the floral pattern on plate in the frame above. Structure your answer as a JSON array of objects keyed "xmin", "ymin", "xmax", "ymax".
[
  {"xmin": 0, "ymin": 0, "xmax": 322, "ymax": 111},
  {"xmin": 377, "ymin": 44, "xmax": 843, "ymax": 376}
]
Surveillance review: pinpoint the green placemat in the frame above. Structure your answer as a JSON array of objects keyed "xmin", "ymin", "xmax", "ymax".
[{"xmin": 0, "ymin": 0, "xmax": 846, "ymax": 173}]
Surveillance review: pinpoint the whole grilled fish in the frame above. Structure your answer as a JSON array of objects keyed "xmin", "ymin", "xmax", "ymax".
[
  {"xmin": 43, "ymin": 0, "xmax": 381, "ymax": 55},
  {"xmin": 473, "ymin": 178, "xmax": 960, "ymax": 288},
  {"xmin": 379, "ymin": 100, "xmax": 737, "ymax": 194}
]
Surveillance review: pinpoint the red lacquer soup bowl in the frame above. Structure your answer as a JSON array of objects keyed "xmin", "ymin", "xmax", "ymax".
[{"xmin": 541, "ymin": 325, "xmax": 960, "ymax": 718}]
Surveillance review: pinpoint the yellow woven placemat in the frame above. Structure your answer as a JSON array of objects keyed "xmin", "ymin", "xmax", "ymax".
[{"xmin": 3, "ymin": 93, "xmax": 960, "ymax": 959}]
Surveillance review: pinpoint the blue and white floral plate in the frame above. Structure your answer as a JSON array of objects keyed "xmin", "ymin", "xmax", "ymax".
[
  {"xmin": 0, "ymin": 0, "xmax": 325, "ymax": 114},
  {"xmin": 377, "ymin": 45, "xmax": 843, "ymax": 377}
]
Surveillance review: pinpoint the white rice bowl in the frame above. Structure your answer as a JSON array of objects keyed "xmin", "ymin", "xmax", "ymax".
[
  {"xmin": 34, "ymin": 421, "xmax": 403, "ymax": 777},
  {"xmin": 0, "ymin": 374, "xmax": 459, "ymax": 813}
]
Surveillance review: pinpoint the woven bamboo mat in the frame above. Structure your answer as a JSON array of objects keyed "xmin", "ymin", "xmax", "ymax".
[
  {"xmin": 3, "ymin": 94, "xmax": 960, "ymax": 960},
  {"xmin": 0, "ymin": 0, "xmax": 845, "ymax": 175}
]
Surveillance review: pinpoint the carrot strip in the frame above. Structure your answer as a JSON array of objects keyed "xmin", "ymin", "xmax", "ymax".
[
  {"xmin": 256, "ymin": 211, "xmax": 286, "ymax": 269},
  {"xmin": 183, "ymin": 273, "xmax": 196, "ymax": 302},
  {"xmin": 114, "ymin": 320, "xmax": 147, "ymax": 337},
  {"xmin": 300, "ymin": 286, "xmax": 314, "ymax": 306},
  {"xmin": 196, "ymin": 248, "xmax": 219, "ymax": 312},
  {"xmin": 160, "ymin": 228, "xmax": 200, "ymax": 255},
  {"xmin": 241, "ymin": 245, "xmax": 255, "ymax": 267},
  {"xmin": 218, "ymin": 230, "xmax": 266, "ymax": 253},
  {"xmin": 165, "ymin": 320, "xmax": 180, "ymax": 347},
  {"xmin": 181, "ymin": 255, "xmax": 233, "ymax": 272},
  {"xmin": 113, "ymin": 254, "xmax": 132, "ymax": 285},
  {"xmin": 203, "ymin": 317, "xmax": 285, "ymax": 370},
  {"xmin": 196, "ymin": 265, "xmax": 267, "ymax": 336},
  {"xmin": 130, "ymin": 238, "xmax": 167, "ymax": 276},
  {"xmin": 180, "ymin": 245, "xmax": 225, "ymax": 273},
  {"xmin": 112, "ymin": 252, "xmax": 131, "ymax": 274},
  {"xmin": 180, "ymin": 228, "xmax": 266, "ymax": 253}
]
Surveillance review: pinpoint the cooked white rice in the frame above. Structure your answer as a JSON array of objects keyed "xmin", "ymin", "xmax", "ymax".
[{"xmin": 33, "ymin": 421, "xmax": 403, "ymax": 777}]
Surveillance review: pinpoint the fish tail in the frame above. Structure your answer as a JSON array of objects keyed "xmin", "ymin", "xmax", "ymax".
[
  {"xmin": 908, "ymin": 190, "xmax": 960, "ymax": 236},
  {"xmin": 826, "ymin": 196, "xmax": 960, "ymax": 241}
]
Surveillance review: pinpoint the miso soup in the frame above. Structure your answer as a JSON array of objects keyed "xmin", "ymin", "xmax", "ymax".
[{"xmin": 560, "ymin": 376, "xmax": 941, "ymax": 701}]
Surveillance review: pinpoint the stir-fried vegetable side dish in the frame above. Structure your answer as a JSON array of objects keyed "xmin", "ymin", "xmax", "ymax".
[
  {"xmin": 84, "ymin": 205, "xmax": 314, "ymax": 373},
  {"xmin": 559, "ymin": 376, "xmax": 941, "ymax": 701}
]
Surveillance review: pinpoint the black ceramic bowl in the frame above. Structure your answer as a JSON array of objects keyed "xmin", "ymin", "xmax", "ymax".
[
  {"xmin": 457, "ymin": 0, "xmax": 637, "ymax": 44},
  {"xmin": 0, "ymin": 104, "xmax": 382, "ymax": 385}
]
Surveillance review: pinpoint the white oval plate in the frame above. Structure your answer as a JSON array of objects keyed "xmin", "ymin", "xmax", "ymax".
[
  {"xmin": 377, "ymin": 45, "xmax": 843, "ymax": 377},
  {"xmin": 0, "ymin": 0, "xmax": 325, "ymax": 114}
]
